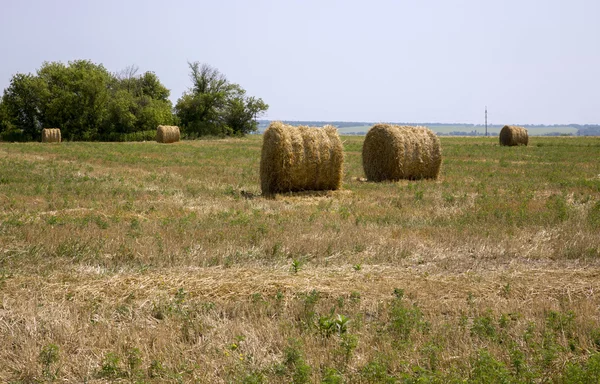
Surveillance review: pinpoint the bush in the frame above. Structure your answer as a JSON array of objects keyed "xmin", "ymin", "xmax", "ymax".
[
  {"xmin": 470, "ymin": 350, "xmax": 513, "ymax": 384},
  {"xmin": 560, "ymin": 353, "xmax": 600, "ymax": 383},
  {"xmin": 102, "ymin": 130, "xmax": 157, "ymax": 142},
  {"xmin": 588, "ymin": 201, "xmax": 600, "ymax": 229},
  {"xmin": 0, "ymin": 129, "xmax": 30, "ymax": 142}
]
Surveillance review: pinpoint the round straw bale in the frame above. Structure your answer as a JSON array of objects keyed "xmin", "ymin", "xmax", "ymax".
[
  {"xmin": 362, "ymin": 124, "xmax": 442, "ymax": 182},
  {"xmin": 41, "ymin": 128, "xmax": 61, "ymax": 143},
  {"xmin": 499, "ymin": 125, "xmax": 528, "ymax": 146},
  {"xmin": 260, "ymin": 121, "xmax": 344, "ymax": 195},
  {"xmin": 156, "ymin": 125, "xmax": 180, "ymax": 143}
]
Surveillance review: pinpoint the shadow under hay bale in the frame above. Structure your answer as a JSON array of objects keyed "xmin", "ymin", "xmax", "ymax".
[
  {"xmin": 362, "ymin": 124, "xmax": 442, "ymax": 182},
  {"xmin": 156, "ymin": 125, "xmax": 180, "ymax": 143},
  {"xmin": 260, "ymin": 121, "xmax": 344, "ymax": 195},
  {"xmin": 499, "ymin": 125, "xmax": 528, "ymax": 146},
  {"xmin": 41, "ymin": 128, "xmax": 61, "ymax": 143}
]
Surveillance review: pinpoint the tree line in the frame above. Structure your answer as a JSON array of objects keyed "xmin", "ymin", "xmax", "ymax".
[{"xmin": 0, "ymin": 60, "xmax": 268, "ymax": 141}]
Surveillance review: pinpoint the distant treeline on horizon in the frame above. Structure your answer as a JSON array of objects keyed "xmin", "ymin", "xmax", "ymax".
[{"xmin": 256, "ymin": 120, "xmax": 600, "ymax": 136}]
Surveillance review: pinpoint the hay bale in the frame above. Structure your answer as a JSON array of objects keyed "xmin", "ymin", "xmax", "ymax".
[
  {"xmin": 362, "ymin": 124, "xmax": 442, "ymax": 181},
  {"xmin": 499, "ymin": 125, "xmax": 528, "ymax": 146},
  {"xmin": 260, "ymin": 121, "xmax": 344, "ymax": 195},
  {"xmin": 156, "ymin": 125, "xmax": 180, "ymax": 143},
  {"xmin": 41, "ymin": 128, "xmax": 61, "ymax": 143}
]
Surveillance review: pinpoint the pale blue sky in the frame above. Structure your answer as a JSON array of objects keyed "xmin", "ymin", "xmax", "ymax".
[{"xmin": 1, "ymin": 0, "xmax": 598, "ymax": 124}]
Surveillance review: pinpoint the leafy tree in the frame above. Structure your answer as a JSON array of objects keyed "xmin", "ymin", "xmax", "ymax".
[
  {"xmin": 222, "ymin": 85, "xmax": 269, "ymax": 135},
  {"xmin": 1, "ymin": 73, "xmax": 45, "ymax": 140},
  {"xmin": 0, "ymin": 96, "xmax": 13, "ymax": 133},
  {"xmin": 37, "ymin": 60, "xmax": 112, "ymax": 140},
  {"xmin": 103, "ymin": 89, "xmax": 138, "ymax": 136},
  {"xmin": 175, "ymin": 62, "xmax": 268, "ymax": 137},
  {"xmin": 175, "ymin": 62, "xmax": 231, "ymax": 136},
  {"xmin": 103, "ymin": 69, "xmax": 174, "ymax": 139},
  {"xmin": 127, "ymin": 71, "xmax": 174, "ymax": 132},
  {"xmin": 138, "ymin": 71, "xmax": 171, "ymax": 101},
  {"xmin": 0, "ymin": 60, "xmax": 174, "ymax": 141}
]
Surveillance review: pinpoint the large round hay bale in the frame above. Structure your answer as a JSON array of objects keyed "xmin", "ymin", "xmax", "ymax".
[
  {"xmin": 41, "ymin": 128, "xmax": 61, "ymax": 143},
  {"xmin": 499, "ymin": 125, "xmax": 528, "ymax": 146},
  {"xmin": 260, "ymin": 121, "xmax": 344, "ymax": 195},
  {"xmin": 156, "ymin": 125, "xmax": 180, "ymax": 143},
  {"xmin": 362, "ymin": 124, "xmax": 442, "ymax": 181}
]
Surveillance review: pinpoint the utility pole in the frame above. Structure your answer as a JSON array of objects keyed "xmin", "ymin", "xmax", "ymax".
[{"xmin": 485, "ymin": 106, "xmax": 488, "ymax": 137}]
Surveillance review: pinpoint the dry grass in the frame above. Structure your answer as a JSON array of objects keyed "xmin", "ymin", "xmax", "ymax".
[
  {"xmin": 41, "ymin": 128, "xmax": 61, "ymax": 143},
  {"xmin": 1, "ymin": 136, "xmax": 600, "ymax": 382},
  {"xmin": 499, "ymin": 125, "xmax": 529, "ymax": 146},
  {"xmin": 362, "ymin": 124, "xmax": 442, "ymax": 181},
  {"xmin": 260, "ymin": 122, "xmax": 343, "ymax": 195},
  {"xmin": 156, "ymin": 125, "xmax": 180, "ymax": 144}
]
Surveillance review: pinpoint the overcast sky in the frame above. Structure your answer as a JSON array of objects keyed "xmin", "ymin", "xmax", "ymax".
[{"xmin": 1, "ymin": 0, "xmax": 598, "ymax": 124}]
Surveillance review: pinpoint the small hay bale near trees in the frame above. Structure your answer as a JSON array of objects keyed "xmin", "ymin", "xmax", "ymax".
[
  {"xmin": 41, "ymin": 128, "xmax": 61, "ymax": 143},
  {"xmin": 260, "ymin": 121, "xmax": 344, "ymax": 195},
  {"xmin": 156, "ymin": 125, "xmax": 180, "ymax": 143},
  {"xmin": 362, "ymin": 124, "xmax": 442, "ymax": 182},
  {"xmin": 499, "ymin": 125, "xmax": 528, "ymax": 146}
]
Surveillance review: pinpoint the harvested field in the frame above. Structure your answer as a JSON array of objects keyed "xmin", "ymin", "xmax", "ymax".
[{"xmin": 1, "ymin": 136, "xmax": 600, "ymax": 383}]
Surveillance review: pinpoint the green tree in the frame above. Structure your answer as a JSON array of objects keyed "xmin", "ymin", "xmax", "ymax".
[
  {"xmin": 175, "ymin": 62, "xmax": 268, "ymax": 137},
  {"xmin": 103, "ymin": 89, "xmax": 138, "ymax": 136},
  {"xmin": 0, "ymin": 96, "xmax": 13, "ymax": 133},
  {"xmin": 1, "ymin": 60, "xmax": 174, "ymax": 141},
  {"xmin": 1, "ymin": 73, "xmax": 45, "ymax": 140},
  {"xmin": 103, "ymin": 68, "xmax": 174, "ymax": 139},
  {"xmin": 222, "ymin": 84, "xmax": 269, "ymax": 135},
  {"xmin": 128, "ymin": 71, "xmax": 173, "ymax": 133},
  {"xmin": 36, "ymin": 60, "xmax": 112, "ymax": 140}
]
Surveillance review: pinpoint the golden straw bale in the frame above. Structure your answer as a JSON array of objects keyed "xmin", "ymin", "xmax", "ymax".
[
  {"xmin": 499, "ymin": 125, "xmax": 528, "ymax": 146},
  {"xmin": 156, "ymin": 125, "xmax": 180, "ymax": 143},
  {"xmin": 41, "ymin": 128, "xmax": 61, "ymax": 143},
  {"xmin": 362, "ymin": 124, "xmax": 442, "ymax": 181},
  {"xmin": 260, "ymin": 121, "xmax": 344, "ymax": 195}
]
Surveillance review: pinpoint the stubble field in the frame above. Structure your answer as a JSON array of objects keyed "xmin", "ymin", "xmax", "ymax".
[{"xmin": 1, "ymin": 136, "xmax": 600, "ymax": 383}]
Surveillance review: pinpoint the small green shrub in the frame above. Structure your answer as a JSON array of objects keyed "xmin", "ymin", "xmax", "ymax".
[
  {"xmin": 321, "ymin": 367, "xmax": 344, "ymax": 384},
  {"xmin": 242, "ymin": 371, "xmax": 266, "ymax": 384},
  {"xmin": 318, "ymin": 314, "xmax": 350, "ymax": 337},
  {"xmin": 148, "ymin": 359, "xmax": 166, "ymax": 379},
  {"xmin": 337, "ymin": 334, "xmax": 358, "ymax": 367},
  {"xmin": 359, "ymin": 357, "xmax": 396, "ymax": 383},
  {"xmin": 388, "ymin": 291, "xmax": 427, "ymax": 344},
  {"xmin": 103, "ymin": 130, "xmax": 157, "ymax": 142},
  {"xmin": 588, "ymin": 201, "xmax": 600, "ymax": 228},
  {"xmin": 546, "ymin": 310, "xmax": 576, "ymax": 334},
  {"xmin": 0, "ymin": 129, "xmax": 29, "ymax": 142},
  {"xmin": 126, "ymin": 347, "xmax": 142, "ymax": 379},
  {"xmin": 591, "ymin": 328, "xmax": 600, "ymax": 351},
  {"xmin": 99, "ymin": 352, "xmax": 123, "ymax": 379},
  {"xmin": 291, "ymin": 259, "xmax": 303, "ymax": 274},
  {"xmin": 39, "ymin": 343, "xmax": 60, "ymax": 382},
  {"xmin": 546, "ymin": 194, "xmax": 569, "ymax": 222},
  {"xmin": 560, "ymin": 353, "xmax": 600, "ymax": 383},
  {"xmin": 470, "ymin": 349, "xmax": 513, "ymax": 384},
  {"xmin": 279, "ymin": 339, "xmax": 312, "ymax": 384},
  {"xmin": 471, "ymin": 312, "xmax": 497, "ymax": 340}
]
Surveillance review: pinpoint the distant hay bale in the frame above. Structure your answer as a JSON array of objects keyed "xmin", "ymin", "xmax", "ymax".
[
  {"xmin": 499, "ymin": 125, "xmax": 528, "ymax": 146},
  {"xmin": 41, "ymin": 128, "xmax": 61, "ymax": 143},
  {"xmin": 156, "ymin": 125, "xmax": 180, "ymax": 143},
  {"xmin": 260, "ymin": 121, "xmax": 344, "ymax": 195},
  {"xmin": 362, "ymin": 124, "xmax": 442, "ymax": 181}
]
